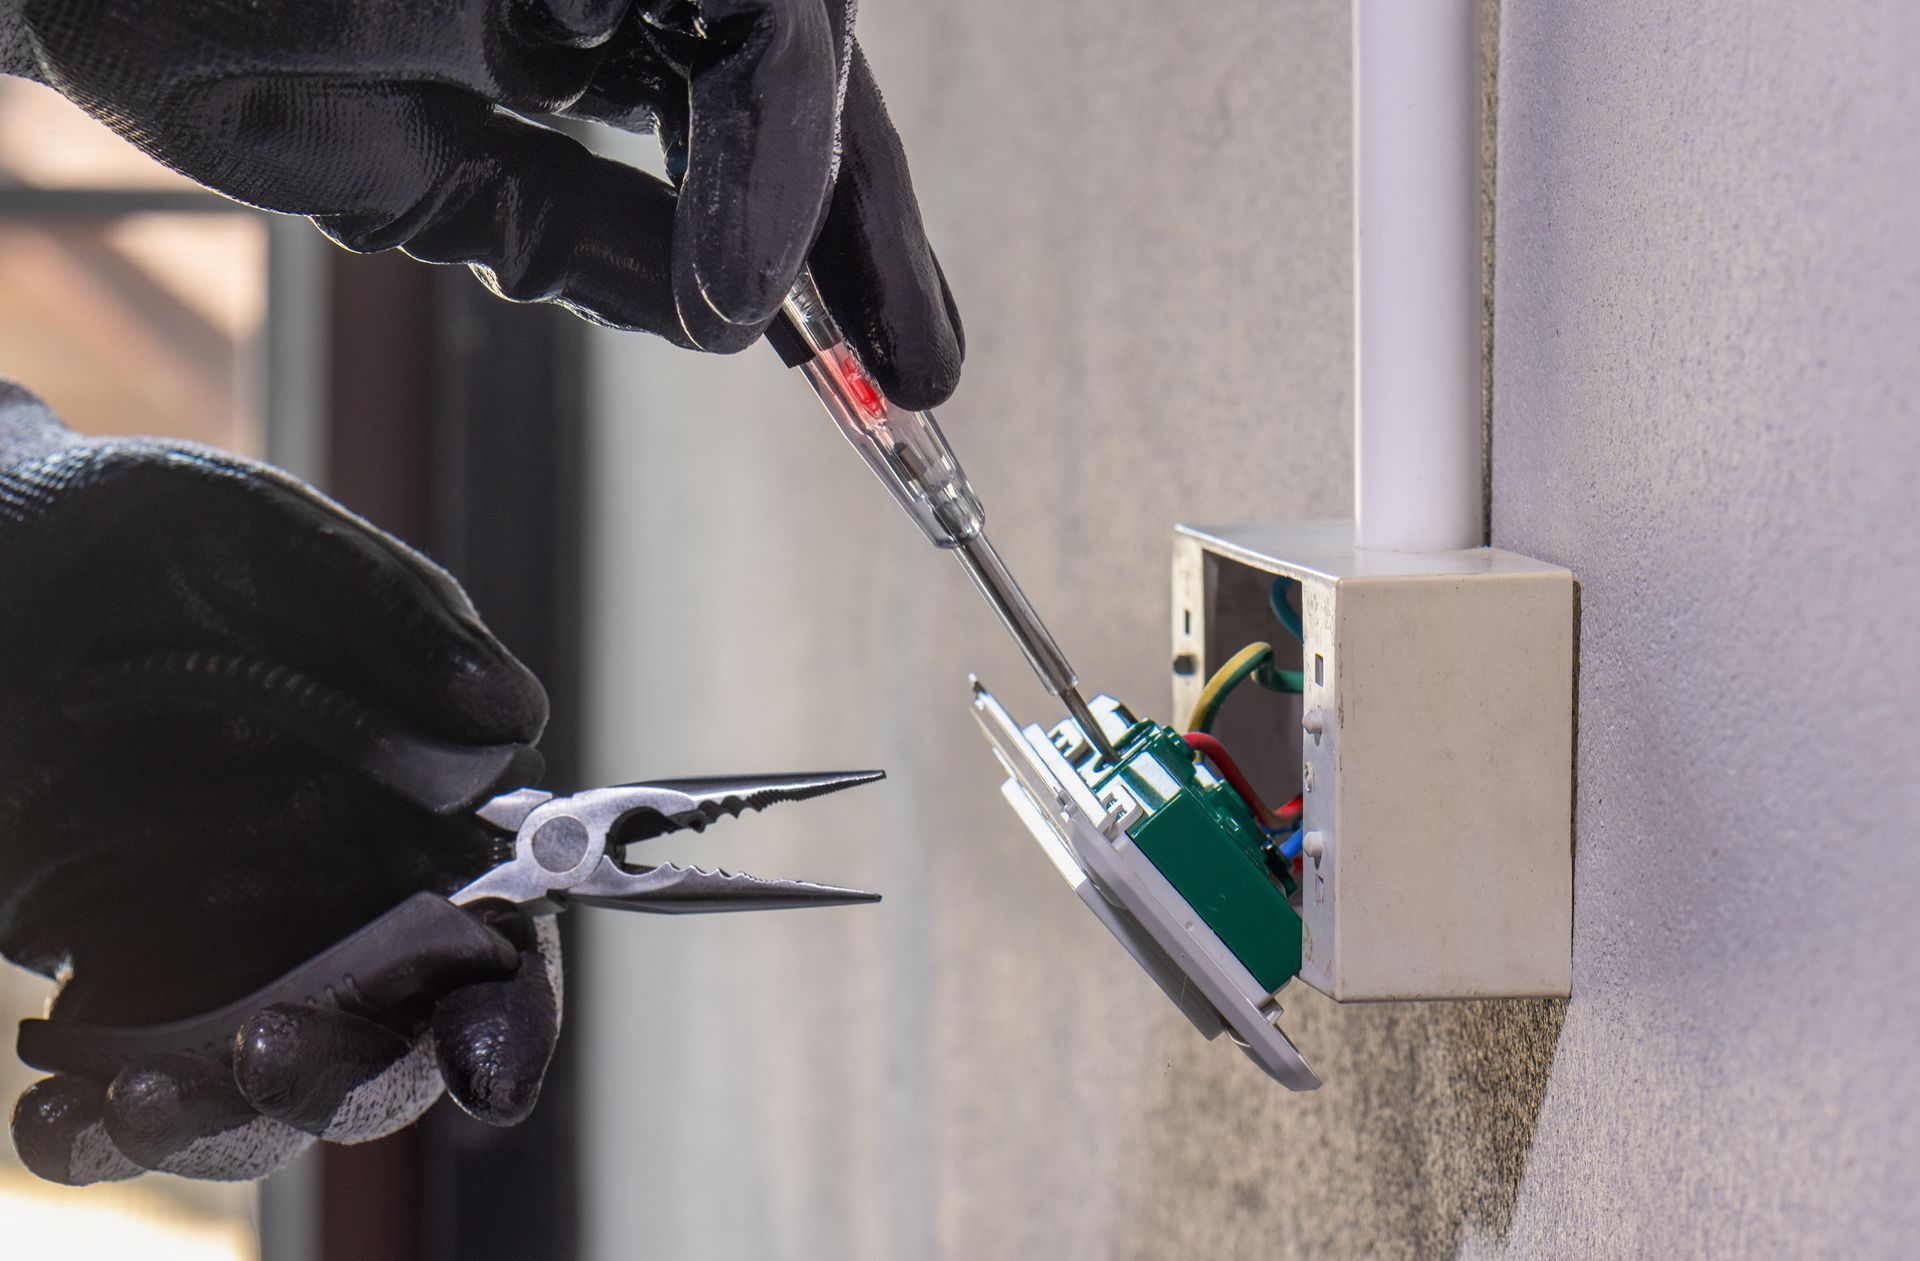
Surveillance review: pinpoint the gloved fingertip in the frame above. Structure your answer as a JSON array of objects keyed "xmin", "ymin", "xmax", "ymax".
[
  {"xmin": 937, "ymin": 255, "xmax": 968, "ymax": 367},
  {"xmin": 819, "ymin": 241, "xmax": 962, "ymax": 410},
  {"xmin": 104, "ymin": 1053, "xmax": 309, "ymax": 1179},
  {"xmin": 104, "ymin": 1055, "xmax": 253, "ymax": 1167},
  {"xmin": 11, "ymin": 1076, "xmax": 141, "ymax": 1186},
  {"xmin": 433, "ymin": 1007, "xmax": 553, "ymax": 1126},
  {"xmin": 808, "ymin": 45, "xmax": 964, "ymax": 411},
  {"xmin": 690, "ymin": 245, "xmax": 800, "ymax": 336},
  {"xmin": 861, "ymin": 293, "xmax": 964, "ymax": 411},
  {"xmin": 234, "ymin": 1003, "xmax": 428, "ymax": 1140},
  {"xmin": 869, "ymin": 334, "xmax": 964, "ymax": 412},
  {"xmin": 671, "ymin": 265, "xmax": 780, "ymax": 356},
  {"xmin": 432, "ymin": 930, "xmax": 561, "ymax": 1127},
  {"xmin": 670, "ymin": 3, "xmax": 837, "ymax": 346},
  {"xmin": 101, "ymin": 1074, "xmax": 309, "ymax": 1182}
]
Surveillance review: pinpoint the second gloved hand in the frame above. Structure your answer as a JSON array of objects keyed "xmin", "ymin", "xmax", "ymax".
[
  {"xmin": 10, "ymin": 0, "xmax": 965, "ymax": 410},
  {"xmin": 0, "ymin": 383, "xmax": 562, "ymax": 1183}
]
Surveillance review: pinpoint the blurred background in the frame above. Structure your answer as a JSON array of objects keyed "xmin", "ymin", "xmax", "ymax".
[
  {"xmin": 0, "ymin": 76, "xmax": 265, "ymax": 1261},
  {"xmin": 0, "ymin": 70, "xmax": 585, "ymax": 1261},
  {"xmin": 5, "ymin": 0, "xmax": 1920, "ymax": 1257}
]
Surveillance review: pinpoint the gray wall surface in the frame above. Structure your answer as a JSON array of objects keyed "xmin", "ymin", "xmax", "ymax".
[
  {"xmin": 573, "ymin": 2, "xmax": 1918, "ymax": 1256},
  {"xmin": 1488, "ymin": 2, "xmax": 1920, "ymax": 1254}
]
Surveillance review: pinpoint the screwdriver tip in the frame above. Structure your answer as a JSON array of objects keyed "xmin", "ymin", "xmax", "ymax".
[{"xmin": 1059, "ymin": 687, "xmax": 1122, "ymax": 764}]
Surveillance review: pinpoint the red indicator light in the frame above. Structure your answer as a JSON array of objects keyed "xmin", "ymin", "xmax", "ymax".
[{"xmin": 840, "ymin": 355, "xmax": 886, "ymax": 419}]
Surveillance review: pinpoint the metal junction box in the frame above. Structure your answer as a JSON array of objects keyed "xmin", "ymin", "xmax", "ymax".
[{"xmin": 1173, "ymin": 520, "xmax": 1574, "ymax": 1001}]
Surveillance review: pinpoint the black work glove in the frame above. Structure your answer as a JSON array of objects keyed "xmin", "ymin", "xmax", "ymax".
[
  {"xmin": 8, "ymin": 0, "xmax": 964, "ymax": 410},
  {"xmin": 0, "ymin": 382, "xmax": 562, "ymax": 1184}
]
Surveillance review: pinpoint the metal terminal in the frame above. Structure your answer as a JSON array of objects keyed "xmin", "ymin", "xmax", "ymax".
[
  {"xmin": 1048, "ymin": 719, "xmax": 1092, "ymax": 767},
  {"xmin": 1095, "ymin": 779, "xmax": 1146, "ymax": 837}
]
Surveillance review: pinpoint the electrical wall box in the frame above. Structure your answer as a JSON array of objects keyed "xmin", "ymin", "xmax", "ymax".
[{"xmin": 1172, "ymin": 520, "xmax": 1574, "ymax": 1001}]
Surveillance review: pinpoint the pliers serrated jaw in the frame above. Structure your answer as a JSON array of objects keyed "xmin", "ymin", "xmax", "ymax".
[{"xmin": 451, "ymin": 770, "xmax": 884, "ymax": 913}]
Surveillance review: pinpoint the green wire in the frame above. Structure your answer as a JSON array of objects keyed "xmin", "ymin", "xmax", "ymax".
[
  {"xmin": 1187, "ymin": 642, "xmax": 1303, "ymax": 734},
  {"xmin": 1268, "ymin": 576, "xmax": 1304, "ymax": 642},
  {"xmin": 1260, "ymin": 665, "xmax": 1306, "ymax": 693}
]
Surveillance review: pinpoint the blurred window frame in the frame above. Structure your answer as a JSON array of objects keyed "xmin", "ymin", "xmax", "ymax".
[
  {"xmin": 0, "ymin": 99, "xmax": 583, "ymax": 1261},
  {"xmin": 0, "ymin": 97, "xmax": 329, "ymax": 1261}
]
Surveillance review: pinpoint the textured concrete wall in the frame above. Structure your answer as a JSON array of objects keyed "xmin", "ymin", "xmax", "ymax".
[
  {"xmin": 1489, "ymin": 2, "xmax": 1920, "ymax": 1254},
  {"xmin": 574, "ymin": 1, "xmax": 1918, "ymax": 1256}
]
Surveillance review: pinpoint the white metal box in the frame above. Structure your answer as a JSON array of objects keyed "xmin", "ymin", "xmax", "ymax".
[{"xmin": 1172, "ymin": 520, "xmax": 1573, "ymax": 1000}]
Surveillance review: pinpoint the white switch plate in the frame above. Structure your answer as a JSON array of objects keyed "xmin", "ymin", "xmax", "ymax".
[{"xmin": 1173, "ymin": 520, "xmax": 1574, "ymax": 1001}]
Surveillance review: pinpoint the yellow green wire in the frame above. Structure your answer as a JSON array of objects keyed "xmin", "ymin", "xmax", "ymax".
[{"xmin": 1185, "ymin": 641, "xmax": 1304, "ymax": 734}]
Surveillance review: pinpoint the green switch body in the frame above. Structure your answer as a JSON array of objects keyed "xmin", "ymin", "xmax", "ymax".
[{"xmin": 1084, "ymin": 719, "xmax": 1302, "ymax": 994}]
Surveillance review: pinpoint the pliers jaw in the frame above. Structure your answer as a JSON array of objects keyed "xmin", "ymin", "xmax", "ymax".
[{"xmin": 451, "ymin": 770, "xmax": 885, "ymax": 913}]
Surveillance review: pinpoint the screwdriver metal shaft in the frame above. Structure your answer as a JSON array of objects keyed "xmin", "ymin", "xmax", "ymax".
[
  {"xmin": 951, "ymin": 532, "xmax": 1115, "ymax": 762},
  {"xmin": 775, "ymin": 270, "xmax": 1119, "ymax": 763}
]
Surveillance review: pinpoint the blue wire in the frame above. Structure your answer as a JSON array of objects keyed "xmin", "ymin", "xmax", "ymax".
[
  {"xmin": 1277, "ymin": 829, "xmax": 1304, "ymax": 862},
  {"xmin": 1268, "ymin": 577, "xmax": 1303, "ymax": 642}
]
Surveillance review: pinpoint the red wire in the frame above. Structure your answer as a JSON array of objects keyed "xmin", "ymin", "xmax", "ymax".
[{"xmin": 1183, "ymin": 732, "xmax": 1299, "ymax": 831}]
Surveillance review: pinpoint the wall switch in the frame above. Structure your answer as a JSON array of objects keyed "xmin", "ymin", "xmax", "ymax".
[{"xmin": 1173, "ymin": 520, "xmax": 1574, "ymax": 1000}]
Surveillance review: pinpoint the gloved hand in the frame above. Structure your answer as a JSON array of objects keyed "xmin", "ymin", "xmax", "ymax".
[
  {"xmin": 0, "ymin": 382, "xmax": 562, "ymax": 1184},
  {"xmin": 8, "ymin": 0, "xmax": 964, "ymax": 410}
]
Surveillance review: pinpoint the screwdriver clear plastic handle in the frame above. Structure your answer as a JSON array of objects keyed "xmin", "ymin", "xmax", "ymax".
[{"xmin": 780, "ymin": 274, "xmax": 984, "ymax": 547}]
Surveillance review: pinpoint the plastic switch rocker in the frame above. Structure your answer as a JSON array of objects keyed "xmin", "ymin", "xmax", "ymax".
[{"xmin": 970, "ymin": 681, "xmax": 1319, "ymax": 1089}]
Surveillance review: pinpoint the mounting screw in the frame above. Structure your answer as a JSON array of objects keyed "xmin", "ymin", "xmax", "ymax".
[{"xmin": 1302, "ymin": 830, "xmax": 1326, "ymax": 861}]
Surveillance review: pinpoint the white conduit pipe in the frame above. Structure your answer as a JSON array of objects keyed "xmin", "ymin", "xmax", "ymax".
[{"xmin": 1353, "ymin": 0, "xmax": 1484, "ymax": 552}]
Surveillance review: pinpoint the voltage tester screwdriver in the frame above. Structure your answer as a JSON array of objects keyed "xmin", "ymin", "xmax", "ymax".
[{"xmin": 767, "ymin": 269, "xmax": 1120, "ymax": 764}]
